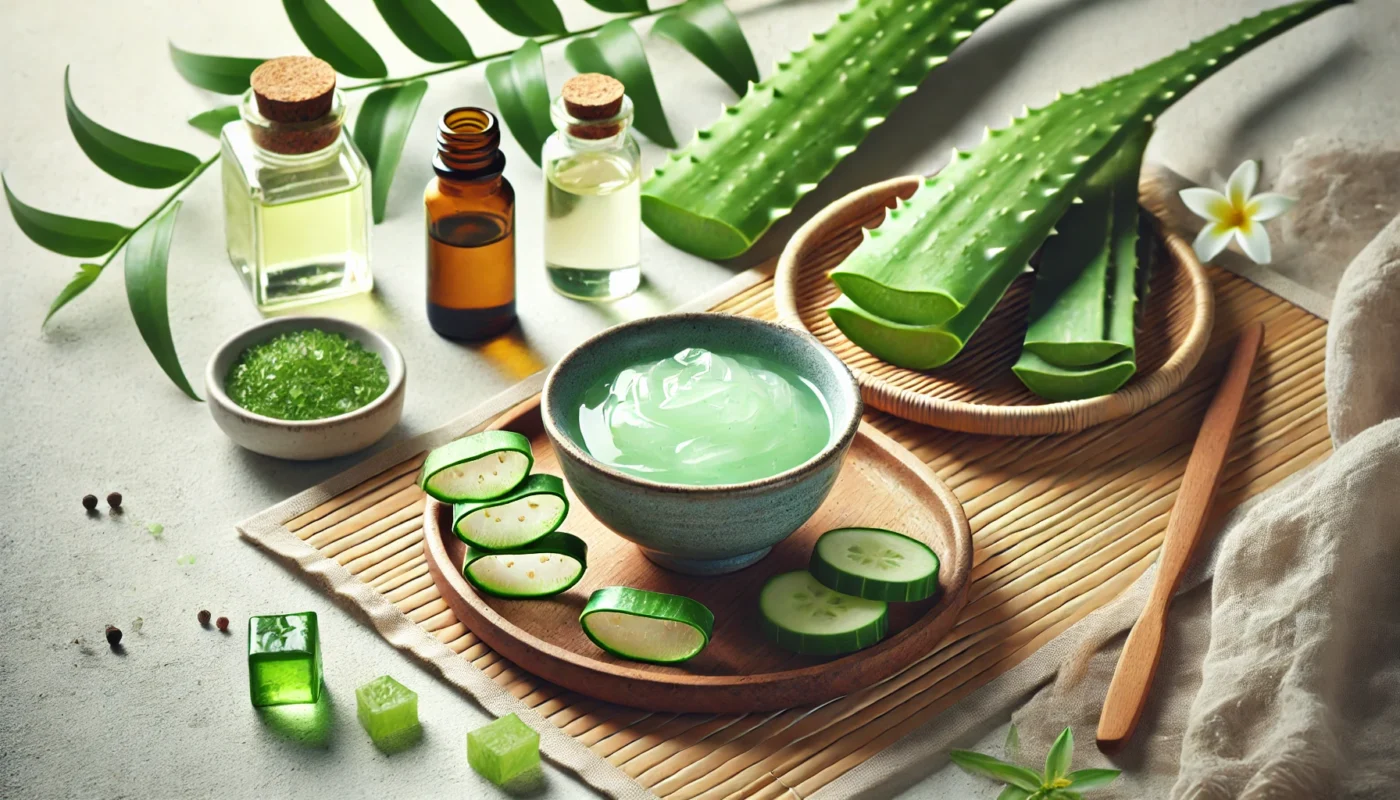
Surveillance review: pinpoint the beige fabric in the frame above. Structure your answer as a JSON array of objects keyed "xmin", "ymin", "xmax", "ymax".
[{"xmin": 818, "ymin": 141, "xmax": 1400, "ymax": 800}]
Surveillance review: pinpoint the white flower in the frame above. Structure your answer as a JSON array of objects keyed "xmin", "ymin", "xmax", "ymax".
[{"xmin": 1179, "ymin": 160, "xmax": 1295, "ymax": 264}]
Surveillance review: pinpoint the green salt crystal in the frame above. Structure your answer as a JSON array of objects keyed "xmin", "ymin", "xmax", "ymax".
[
  {"xmin": 467, "ymin": 713, "xmax": 540, "ymax": 786},
  {"xmin": 247, "ymin": 612, "xmax": 322, "ymax": 707},
  {"xmin": 356, "ymin": 675, "xmax": 420, "ymax": 751}
]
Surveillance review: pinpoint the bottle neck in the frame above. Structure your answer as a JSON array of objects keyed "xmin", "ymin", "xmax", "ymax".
[
  {"xmin": 435, "ymin": 107, "xmax": 506, "ymax": 181},
  {"xmin": 240, "ymin": 88, "xmax": 345, "ymax": 158},
  {"xmin": 550, "ymin": 95, "xmax": 634, "ymax": 151}
]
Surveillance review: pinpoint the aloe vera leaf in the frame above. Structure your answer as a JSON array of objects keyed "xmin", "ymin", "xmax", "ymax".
[
  {"xmin": 1012, "ymin": 350, "xmax": 1135, "ymax": 402},
  {"xmin": 1022, "ymin": 190, "xmax": 1116, "ymax": 366},
  {"xmin": 1105, "ymin": 157, "xmax": 1145, "ymax": 353},
  {"xmin": 641, "ymin": 0, "xmax": 1014, "ymax": 260},
  {"xmin": 830, "ymin": 0, "xmax": 1350, "ymax": 325}
]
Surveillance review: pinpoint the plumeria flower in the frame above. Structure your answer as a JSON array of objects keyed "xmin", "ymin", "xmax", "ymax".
[{"xmin": 1179, "ymin": 160, "xmax": 1295, "ymax": 264}]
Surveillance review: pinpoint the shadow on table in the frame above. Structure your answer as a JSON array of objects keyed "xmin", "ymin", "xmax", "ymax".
[{"xmin": 257, "ymin": 686, "xmax": 335, "ymax": 747}]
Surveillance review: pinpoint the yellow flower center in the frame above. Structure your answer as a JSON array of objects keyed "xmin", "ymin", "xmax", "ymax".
[
  {"xmin": 1223, "ymin": 202, "xmax": 1250, "ymax": 229},
  {"xmin": 1049, "ymin": 777, "xmax": 1073, "ymax": 789}
]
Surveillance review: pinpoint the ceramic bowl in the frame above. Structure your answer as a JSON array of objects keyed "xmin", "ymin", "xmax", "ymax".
[
  {"xmin": 541, "ymin": 313, "xmax": 863, "ymax": 575},
  {"xmin": 205, "ymin": 316, "xmax": 406, "ymax": 461}
]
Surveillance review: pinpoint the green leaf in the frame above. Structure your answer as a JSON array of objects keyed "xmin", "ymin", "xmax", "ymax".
[
  {"xmin": 64, "ymin": 67, "xmax": 201, "ymax": 189},
  {"xmin": 188, "ymin": 106, "xmax": 242, "ymax": 137},
  {"xmin": 565, "ymin": 20, "xmax": 675, "ymax": 147},
  {"xmin": 582, "ymin": 0, "xmax": 647, "ymax": 12},
  {"xmin": 45, "ymin": 264, "xmax": 103, "ymax": 325},
  {"xmin": 168, "ymin": 43, "xmax": 265, "ymax": 95},
  {"xmin": 283, "ymin": 0, "xmax": 388, "ymax": 79},
  {"xmin": 1005, "ymin": 724, "xmax": 1021, "ymax": 764},
  {"xmin": 4, "ymin": 175, "xmax": 130, "ymax": 257},
  {"xmin": 1066, "ymin": 769, "xmax": 1121, "ymax": 789},
  {"xmin": 353, "ymin": 80, "xmax": 429, "ymax": 222},
  {"xmin": 124, "ymin": 202, "xmax": 199, "ymax": 400},
  {"xmin": 1044, "ymin": 728, "xmax": 1074, "ymax": 781},
  {"xmin": 949, "ymin": 750, "xmax": 1042, "ymax": 792},
  {"xmin": 372, "ymin": 0, "xmax": 474, "ymax": 63},
  {"xmin": 996, "ymin": 787, "xmax": 1033, "ymax": 800},
  {"xmin": 651, "ymin": 0, "xmax": 758, "ymax": 95},
  {"xmin": 476, "ymin": 0, "xmax": 567, "ymax": 37},
  {"xmin": 485, "ymin": 40, "xmax": 553, "ymax": 166}
]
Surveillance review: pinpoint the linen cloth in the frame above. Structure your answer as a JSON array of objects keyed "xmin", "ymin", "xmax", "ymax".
[{"xmin": 818, "ymin": 139, "xmax": 1400, "ymax": 800}]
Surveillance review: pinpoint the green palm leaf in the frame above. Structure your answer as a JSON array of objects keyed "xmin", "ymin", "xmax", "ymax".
[
  {"xmin": 4, "ymin": 175, "xmax": 130, "ymax": 257},
  {"xmin": 283, "ymin": 0, "xmax": 388, "ymax": 79},
  {"xmin": 372, "ymin": 0, "xmax": 474, "ymax": 63},
  {"xmin": 651, "ymin": 0, "xmax": 757, "ymax": 95},
  {"xmin": 565, "ymin": 20, "xmax": 675, "ymax": 147},
  {"xmin": 188, "ymin": 106, "xmax": 242, "ymax": 137},
  {"xmin": 168, "ymin": 44, "xmax": 266, "ymax": 95},
  {"xmin": 476, "ymin": 0, "xmax": 567, "ymax": 37},
  {"xmin": 353, "ymin": 80, "xmax": 429, "ymax": 222},
  {"xmin": 65, "ymin": 67, "xmax": 201, "ymax": 189},
  {"xmin": 125, "ymin": 202, "xmax": 199, "ymax": 400},
  {"xmin": 485, "ymin": 40, "xmax": 553, "ymax": 165}
]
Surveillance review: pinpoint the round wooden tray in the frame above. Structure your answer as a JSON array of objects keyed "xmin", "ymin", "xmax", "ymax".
[
  {"xmin": 424, "ymin": 396, "xmax": 972, "ymax": 714},
  {"xmin": 774, "ymin": 174, "xmax": 1214, "ymax": 436}
]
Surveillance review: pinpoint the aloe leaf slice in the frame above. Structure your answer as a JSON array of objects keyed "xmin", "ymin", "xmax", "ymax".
[
  {"xmin": 641, "ymin": 0, "xmax": 1014, "ymax": 260},
  {"xmin": 419, "ymin": 431, "xmax": 533, "ymax": 502},
  {"xmin": 452, "ymin": 474, "xmax": 569, "ymax": 549},
  {"xmin": 580, "ymin": 587, "xmax": 713, "ymax": 664},
  {"xmin": 1011, "ymin": 350, "xmax": 1136, "ymax": 402},
  {"xmin": 760, "ymin": 571, "xmax": 888, "ymax": 656},
  {"xmin": 810, "ymin": 528, "xmax": 940, "ymax": 603},
  {"xmin": 829, "ymin": 0, "xmax": 1350, "ymax": 326},
  {"xmin": 464, "ymin": 532, "xmax": 588, "ymax": 598}
]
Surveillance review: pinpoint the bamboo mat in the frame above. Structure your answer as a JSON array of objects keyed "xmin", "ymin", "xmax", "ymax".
[{"xmin": 243, "ymin": 266, "xmax": 1328, "ymax": 799}]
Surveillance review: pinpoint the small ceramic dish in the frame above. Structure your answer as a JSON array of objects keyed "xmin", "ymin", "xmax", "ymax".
[
  {"xmin": 205, "ymin": 316, "xmax": 406, "ymax": 461},
  {"xmin": 541, "ymin": 313, "xmax": 863, "ymax": 575}
]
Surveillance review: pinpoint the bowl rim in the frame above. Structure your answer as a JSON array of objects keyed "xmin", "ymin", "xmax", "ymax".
[
  {"xmin": 205, "ymin": 315, "xmax": 406, "ymax": 430},
  {"xmin": 540, "ymin": 312, "xmax": 863, "ymax": 495}
]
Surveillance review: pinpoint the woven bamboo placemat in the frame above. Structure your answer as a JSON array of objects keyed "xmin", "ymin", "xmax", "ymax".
[{"xmin": 241, "ymin": 265, "xmax": 1327, "ymax": 799}]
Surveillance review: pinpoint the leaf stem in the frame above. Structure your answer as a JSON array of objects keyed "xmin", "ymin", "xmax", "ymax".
[{"xmin": 343, "ymin": 9, "xmax": 667, "ymax": 92}]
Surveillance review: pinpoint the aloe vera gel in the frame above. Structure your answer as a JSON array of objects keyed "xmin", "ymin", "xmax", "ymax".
[{"xmin": 576, "ymin": 348, "xmax": 832, "ymax": 485}]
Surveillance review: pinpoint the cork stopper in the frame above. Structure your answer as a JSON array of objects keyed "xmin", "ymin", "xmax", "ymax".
[
  {"xmin": 246, "ymin": 57, "xmax": 341, "ymax": 155},
  {"xmin": 560, "ymin": 74, "xmax": 626, "ymax": 139}
]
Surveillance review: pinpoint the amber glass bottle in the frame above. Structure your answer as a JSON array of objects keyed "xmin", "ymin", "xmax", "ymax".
[{"xmin": 425, "ymin": 108, "xmax": 516, "ymax": 340}]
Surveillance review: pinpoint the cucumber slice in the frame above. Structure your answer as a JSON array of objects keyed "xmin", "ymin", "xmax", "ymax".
[
  {"xmin": 419, "ymin": 431, "xmax": 534, "ymax": 503},
  {"xmin": 453, "ymin": 474, "xmax": 568, "ymax": 550},
  {"xmin": 760, "ymin": 571, "xmax": 888, "ymax": 656},
  {"xmin": 463, "ymin": 532, "xmax": 588, "ymax": 598},
  {"xmin": 579, "ymin": 587, "xmax": 714, "ymax": 664},
  {"xmin": 810, "ymin": 527, "xmax": 940, "ymax": 602}
]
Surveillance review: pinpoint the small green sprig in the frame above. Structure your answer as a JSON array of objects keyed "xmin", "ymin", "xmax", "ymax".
[{"xmin": 950, "ymin": 727, "xmax": 1120, "ymax": 800}]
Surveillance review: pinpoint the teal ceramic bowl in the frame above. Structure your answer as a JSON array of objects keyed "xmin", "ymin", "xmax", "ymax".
[{"xmin": 541, "ymin": 313, "xmax": 862, "ymax": 576}]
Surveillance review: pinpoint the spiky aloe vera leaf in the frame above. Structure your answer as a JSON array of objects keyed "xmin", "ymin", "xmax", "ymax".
[
  {"xmin": 1023, "ymin": 126, "xmax": 1149, "ymax": 367},
  {"xmin": 830, "ymin": 0, "xmax": 1350, "ymax": 325},
  {"xmin": 640, "ymin": 0, "xmax": 1015, "ymax": 260},
  {"xmin": 1012, "ymin": 350, "xmax": 1136, "ymax": 401}
]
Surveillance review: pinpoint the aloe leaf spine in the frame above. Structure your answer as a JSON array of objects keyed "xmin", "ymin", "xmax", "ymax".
[{"xmin": 641, "ymin": 0, "xmax": 1016, "ymax": 260}]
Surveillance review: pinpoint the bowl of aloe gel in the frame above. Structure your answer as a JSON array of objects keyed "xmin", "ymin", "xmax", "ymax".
[{"xmin": 542, "ymin": 313, "xmax": 862, "ymax": 575}]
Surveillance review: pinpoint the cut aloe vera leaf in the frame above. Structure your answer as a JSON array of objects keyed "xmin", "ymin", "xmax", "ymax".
[
  {"xmin": 419, "ymin": 431, "xmax": 533, "ymax": 503},
  {"xmin": 760, "ymin": 571, "xmax": 888, "ymax": 656},
  {"xmin": 641, "ymin": 0, "xmax": 1015, "ymax": 259},
  {"xmin": 463, "ymin": 532, "xmax": 588, "ymax": 598},
  {"xmin": 1012, "ymin": 350, "xmax": 1136, "ymax": 401},
  {"xmin": 810, "ymin": 528, "xmax": 940, "ymax": 602},
  {"xmin": 829, "ymin": 0, "xmax": 1348, "ymax": 326},
  {"xmin": 452, "ymin": 474, "xmax": 568, "ymax": 549},
  {"xmin": 579, "ymin": 587, "xmax": 713, "ymax": 664}
]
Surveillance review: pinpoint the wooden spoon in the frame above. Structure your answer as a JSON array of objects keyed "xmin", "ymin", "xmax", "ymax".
[{"xmin": 1096, "ymin": 322, "xmax": 1264, "ymax": 754}]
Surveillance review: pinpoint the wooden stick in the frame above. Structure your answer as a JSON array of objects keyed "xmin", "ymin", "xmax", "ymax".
[{"xmin": 1096, "ymin": 322, "xmax": 1265, "ymax": 753}]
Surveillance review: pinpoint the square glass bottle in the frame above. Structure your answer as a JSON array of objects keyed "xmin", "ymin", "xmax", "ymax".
[
  {"xmin": 247, "ymin": 611, "xmax": 322, "ymax": 707},
  {"xmin": 221, "ymin": 57, "xmax": 372, "ymax": 311}
]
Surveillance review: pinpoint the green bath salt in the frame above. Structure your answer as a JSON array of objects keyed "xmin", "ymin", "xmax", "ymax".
[
  {"xmin": 576, "ymin": 348, "xmax": 833, "ymax": 485},
  {"xmin": 225, "ymin": 328, "xmax": 389, "ymax": 421}
]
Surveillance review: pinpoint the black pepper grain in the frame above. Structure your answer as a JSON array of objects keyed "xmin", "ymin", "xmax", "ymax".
[
  {"xmin": 105, "ymin": 625, "xmax": 122, "ymax": 647},
  {"xmin": 198, "ymin": 609, "xmax": 212, "ymax": 626},
  {"xmin": 82, "ymin": 494, "xmax": 98, "ymax": 511},
  {"xmin": 216, "ymin": 616, "xmax": 230, "ymax": 633},
  {"xmin": 106, "ymin": 492, "xmax": 123, "ymax": 509}
]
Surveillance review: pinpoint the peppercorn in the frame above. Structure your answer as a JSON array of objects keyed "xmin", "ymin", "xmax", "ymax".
[
  {"xmin": 105, "ymin": 625, "xmax": 122, "ymax": 647},
  {"xmin": 216, "ymin": 616, "xmax": 230, "ymax": 632},
  {"xmin": 197, "ymin": 610, "xmax": 212, "ymax": 626},
  {"xmin": 106, "ymin": 492, "xmax": 123, "ymax": 509},
  {"xmin": 82, "ymin": 494, "xmax": 98, "ymax": 511}
]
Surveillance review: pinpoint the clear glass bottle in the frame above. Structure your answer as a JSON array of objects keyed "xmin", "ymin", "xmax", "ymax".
[
  {"xmin": 542, "ymin": 74, "xmax": 642, "ymax": 301},
  {"xmin": 221, "ymin": 57, "xmax": 372, "ymax": 312},
  {"xmin": 424, "ymin": 107, "xmax": 517, "ymax": 341}
]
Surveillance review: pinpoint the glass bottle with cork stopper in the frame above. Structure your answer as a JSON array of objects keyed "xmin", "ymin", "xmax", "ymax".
[
  {"xmin": 542, "ymin": 74, "xmax": 642, "ymax": 302},
  {"xmin": 220, "ymin": 56, "xmax": 372, "ymax": 311},
  {"xmin": 424, "ymin": 107, "xmax": 517, "ymax": 341}
]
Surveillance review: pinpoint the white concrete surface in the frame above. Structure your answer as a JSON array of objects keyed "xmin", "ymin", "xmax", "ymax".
[{"xmin": 1, "ymin": 0, "xmax": 1391, "ymax": 796}]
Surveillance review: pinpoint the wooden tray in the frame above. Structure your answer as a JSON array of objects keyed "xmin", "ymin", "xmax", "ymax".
[
  {"xmin": 775, "ymin": 173, "xmax": 1214, "ymax": 436},
  {"xmin": 423, "ymin": 395, "xmax": 972, "ymax": 713}
]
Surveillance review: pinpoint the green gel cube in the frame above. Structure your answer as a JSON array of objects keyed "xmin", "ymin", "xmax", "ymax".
[
  {"xmin": 467, "ymin": 713, "xmax": 540, "ymax": 786},
  {"xmin": 356, "ymin": 675, "xmax": 420, "ymax": 751},
  {"xmin": 247, "ymin": 612, "xmax": 322, "ymax": 707}
]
